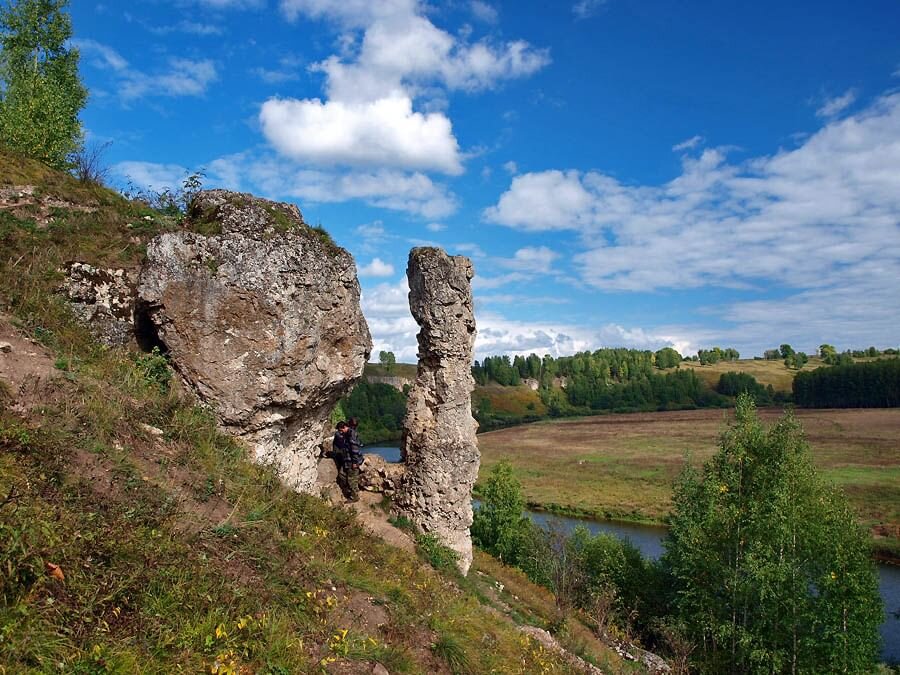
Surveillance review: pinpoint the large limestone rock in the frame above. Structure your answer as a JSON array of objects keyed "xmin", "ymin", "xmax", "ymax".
[
  {"xmin": 138, "ymin": 190, "xmax": 371, "ymax": 492},
  {"xmin": 394, "ymin": 247, "xmax": 479, "ymax": 574},
  {"xmin": 62, "ymin": 262, "xmax": 138, "ymax": 346}
]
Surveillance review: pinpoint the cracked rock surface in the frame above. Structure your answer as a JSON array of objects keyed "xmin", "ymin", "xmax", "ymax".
[
  {"xmin": 138, "ymin": 190, "xmax": 371, "ymax": 492},
  {"xmin": 394, "ymin": 247, "xmax": 479, "ymax": 574}
]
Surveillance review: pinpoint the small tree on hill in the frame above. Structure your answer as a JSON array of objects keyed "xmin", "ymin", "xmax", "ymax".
[
  {"xmin": 663, "ymin": 395, "xmax": 882, "ymax": 673},
  {"xmin": 472, "ymin": 460, "xmax": 530, "ymax": 565},
  {"xmin": 0, "ymin": 0, "xmax": 86, "ymax": 169},
  {"xmin": 378, "ymin": 350, "xmax": 396, "ymax": 373}
]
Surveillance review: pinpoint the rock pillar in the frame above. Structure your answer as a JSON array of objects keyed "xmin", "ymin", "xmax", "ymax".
[{"xmin": 394, "ymin": 247, "xmax": 479, "ymax": 574}]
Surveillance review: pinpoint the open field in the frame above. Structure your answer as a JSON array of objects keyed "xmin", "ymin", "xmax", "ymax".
[
  {"xmin": 478, "ymin": 408, "xmax": 900, "ymax": 555},
  {"xmin": 671, "ymin": 357, "xmax": 826, "ymax": 392}
]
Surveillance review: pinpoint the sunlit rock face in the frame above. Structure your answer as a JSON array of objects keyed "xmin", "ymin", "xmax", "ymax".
[
  {"xmin": 394, "ymin": 247, "xmax": 479, "ymax": 575},
  {"xmin": 138, "ymin": 190, "xmax": 371, "ymax": 492}
]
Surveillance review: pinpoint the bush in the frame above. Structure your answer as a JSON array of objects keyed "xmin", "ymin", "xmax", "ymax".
[{"xmin": 472, "ymin": 461, "xmax": 531, "ymax": 565}]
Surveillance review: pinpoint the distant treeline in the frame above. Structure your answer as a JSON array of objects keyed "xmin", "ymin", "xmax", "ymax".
[
  {"xmin": 793, "ymin": 359, "xmax": 900, "ymax": 408},
  {"xmin": 474, "ymin": 349, "xmax": 740, "ymax": 416},
  {"xmin": 342, "ymin": 380, "xmax": 407, "ymax": 443}
]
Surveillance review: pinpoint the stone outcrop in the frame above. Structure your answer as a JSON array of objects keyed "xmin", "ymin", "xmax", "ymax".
[
  {"xmin": 393, "ymin": 247, "xmax": 478, "ymax": 574},
  {"xmin": 138, "ymin": 190, "xmax": 371, "ymax": 492},
  {"xmin": 358, "ymin": 454, "xmax": 406, "ymax": 497},
  {"xmin": 62, "ymin": 262, "xmax": 138, "ymax": 346}
]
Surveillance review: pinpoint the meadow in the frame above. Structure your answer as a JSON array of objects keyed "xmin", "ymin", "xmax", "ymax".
[
  {"xmin": 672, "ymin": 356, "xmax": 825, "ymax": 391},
  {"xmin": 477, "ymin": 407, "xmax": 900, "ymax": 556}
]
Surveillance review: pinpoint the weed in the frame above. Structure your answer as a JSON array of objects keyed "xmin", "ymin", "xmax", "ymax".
[
  {"xmin": 416, "ymin": 533, "xmax": 460, "ymax": 572},
  {"xmin": 432, "ymin": 630, "xmax": 472, "ymax": 674},
  {"xmin": 134, "ymin": 346, "xmax": 171, "ymax": 392}
]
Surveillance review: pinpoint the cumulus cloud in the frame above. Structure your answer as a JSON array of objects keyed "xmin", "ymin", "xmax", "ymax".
[
  {"xmin": 815, "ymin": 89, "xmax": 857, "ymax": 118},
  {"xmin": 360, "ymin": 279, "xmax": 692, "ymax": 362},
  {"xmin": 249, "ymin": 162, "xmax": 458, "ymax": 218},
  {"xmin": 359, "ymin": 258, "xmax": 396, "ymax": 277},
  {"xmin": 260, "ymin": 95, "xmax": 462, "ymax": 174},
  {"xmin": 74, "ymin": 39, "xmax": 217, "ymax": 101},
  {"xmin": 485, "ymin": 93, "xmax": 900, "ymax": 352},
  {"xmin": 426, "ymin": 222, "xmax": 446, "ymax": 232},
  {"xmin": 264, "ymin": 0, "xmax": 548, "ymax": 175}
]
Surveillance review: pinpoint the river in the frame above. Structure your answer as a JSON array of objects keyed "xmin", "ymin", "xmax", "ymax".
[{"xmin": 367, "ymin": 443, "xmax": 900, "ymax": 663}]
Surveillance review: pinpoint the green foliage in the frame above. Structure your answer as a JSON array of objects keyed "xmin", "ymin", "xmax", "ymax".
[
  {"xmin": 475, "ymin": 348, "xmax": 731, "ymax": 416},
  {"xmin": 342, "ymin": 380, "xmax": 407, "ymax": 443},
  {"xmin": 134, "ymin": 347, "xmax": 171, "ymax": 392},
  {"xmin": 697, "ymin": 346, "xmax": 740, "ymax": 365},
  {"xmin": 654, "ymin": 347, "xmax": 682, "ymax": 369},
  {"xmin": 472, "ymin": 461, "xmax": 530, "ymax": 565},
  {"xmin": 716, "ymin": 371, "xmax": 773, "ymax": 405},
  {"xmin": 0, "ymin": 0, "xmax": 87, "ymax": 168},
  {"xmin": 378, "ymin": 350, "xmax": 396, "ymax": 373},
  {"xmin": 784, "ymin": 350, "xmax": 808, "ymax": 369},
  {"xmin": 431, "ymin": 630, "xmax": 472, "ymax": 675},
  {"xmin": 663, "ymin": 395, "xmax": 882, "ymax": 673},
  {"xmin": 794, "ymin": 357, "xmax": 900, "ymax": 408},
  {"xmin": 415, "ymin": 533, "xmax": 459, "ymax": 572}
]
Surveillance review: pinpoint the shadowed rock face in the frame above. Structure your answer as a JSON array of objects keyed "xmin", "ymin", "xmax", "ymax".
[
  {"xmin": 138, "ymin": 190, "xmax": 371, "ymax": 492},
  {"xmin": 394, "ymin": 247, "xmax": 479, "ymax": 574}
]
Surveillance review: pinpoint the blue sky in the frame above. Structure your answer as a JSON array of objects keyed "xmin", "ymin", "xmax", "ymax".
[{"xmin": 70, "ymin": 0, "xmax": 900, "ymax": 362}]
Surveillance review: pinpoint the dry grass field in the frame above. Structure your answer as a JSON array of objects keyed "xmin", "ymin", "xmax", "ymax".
[
  {"xmin": 478, "ymin": 408, "xmax": 900, "ymax": 554},
  {"xmin": 671, "ymin": 357, "xmax": 827, "ymax": 392}
]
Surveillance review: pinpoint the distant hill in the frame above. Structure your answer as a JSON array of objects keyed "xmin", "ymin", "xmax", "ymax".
[{"xmin": 673, "ymin": 356, "xmax": 827, "ymax": 392}]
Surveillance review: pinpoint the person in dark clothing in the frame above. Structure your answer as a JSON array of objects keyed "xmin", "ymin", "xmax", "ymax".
[
  {"xmin": 343, "ymin": 417, "xmax": 364, "ymax": 502},
  {"xmin": 331, "ymin": 421, "xmax": 351, "ymax": 496}
]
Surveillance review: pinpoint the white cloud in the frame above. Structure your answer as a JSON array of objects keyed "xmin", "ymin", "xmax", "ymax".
[
  {"xmin": 250, "ymin": 162, "xmax": 458, "ymax": 218},
  {"xmin": 113, "ymin": 161, "xmax": 189, "ymax": 192},
  {"xmin": 74, "ymin": 39, "xmax": 217, "ymax": 100},
  {"xmin": 470, "ymin": 1, "xmax": 498, "ymax": 23},
  {"xmin": 426, "ymin": 222, "xmax": 446, "ymax": 232},
  {"xmin": 485, "ymin": 169, "xmax": 597, "ymax": 231},
  {"xmin": 359, "ymin": 257, "xmax": 396, "ymax": 277},
  {"xmin": 503, "ymin": 160, "xmax": 518, "ymax": 174},
  {"xmin": 498, "ymin": 246, "xmax": 559, "ymax": 273},
  {"xmin": 572, "ymin": 0, "xmax": 607, "ymax": 19},
  {"xmin": 672, "ymin": 135, "xmax": 704, "ymax": 152},
  {"xmin": 485, "ymin": 93, "xmax": 900, "ymax": 352},
  {"xmin": 260, "ymin": 95, "xmax": 462, "ymax": 174},
  {"xmin": 815, "ymin": 88, "xmax": 857, "ymax": 118},
  {"xmin": 265, "ymin": 0, "xmax": 548, "ymax": 175},
  {"xmin": 360, "ymin": 279, "xmax": 692, "ymax": 362}
]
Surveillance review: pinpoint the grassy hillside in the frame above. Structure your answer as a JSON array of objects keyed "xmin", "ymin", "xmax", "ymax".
[
  {"xmin": 672, "ymin": 356, "xmax": 825, "ymax": 392},
  {"xmin": 364, "ymin": 362, "xmax": 418, "ymax": 380},
  {"xmin": 478, "ymin": 408, "xmax": 900, "ymax": 558},
  {"xmin": 0, "ymin": 150, "xmax": 629, "ymax": 673}
]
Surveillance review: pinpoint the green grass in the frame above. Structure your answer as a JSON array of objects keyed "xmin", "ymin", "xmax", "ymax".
[{"xmin": 0, "ymin": 149, "xmax": 605, "ymax": 674}]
